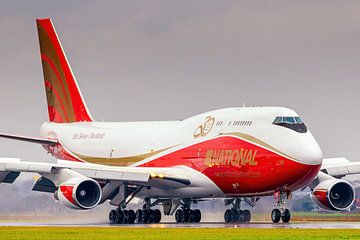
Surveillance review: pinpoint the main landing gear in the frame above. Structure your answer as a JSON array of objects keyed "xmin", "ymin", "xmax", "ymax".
[
  {"xmin": 109, "ymin": 208, "xmax": 136, "ymax": 224},
  {"xmin": 175, "ymin": 199, "xmax": 202, "ymax": 223},
  {"xmin": 108, "ymin": 208, "xmax": 162, "ymax": 224},
  {"xmin": 271, "ymin": 191, "xmax": 291, "ymax": 223},
  {"xmin": 224, "ymin": 198, "xmax": 252, "ymax": 223},
  {"xmin": 109, "ymin": 198, "xmax": 162, "ymax": 224}
]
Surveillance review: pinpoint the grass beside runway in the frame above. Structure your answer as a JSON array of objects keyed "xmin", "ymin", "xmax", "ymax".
[{"xmin": 0, "ymin": 227, "xmax": 360, "ymax": 240}]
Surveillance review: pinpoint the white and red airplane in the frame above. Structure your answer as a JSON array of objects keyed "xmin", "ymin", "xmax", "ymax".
[{"xmin": 0, "ymin": 18, "xmax": 359, "ymax": 224}]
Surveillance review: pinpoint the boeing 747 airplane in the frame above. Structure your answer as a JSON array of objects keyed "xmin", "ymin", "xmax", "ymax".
[{"xmin": 0, "ymin": 18, "xmax": 359, "ymax": 224}]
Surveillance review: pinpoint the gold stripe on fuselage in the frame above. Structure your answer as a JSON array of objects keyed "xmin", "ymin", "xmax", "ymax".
[
  {"xmin": 69, "ymin": 132, "xmax": 295, "ymax": 166},
  {"xmin": 72, "ymin": 147, "xmax": 173, "ymax": 166},
  {"xmin": 223, "ymin": 132, "xmax": 296, "ymax": 161}
]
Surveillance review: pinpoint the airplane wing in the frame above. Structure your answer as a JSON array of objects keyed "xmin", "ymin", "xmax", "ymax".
[
  {"xmin": 0, "ymin": 133, "xmax": 57, "ymax": 146},
  {"xmin": 0, "ymin": 158, "xmax": 191, "ymax": 188},
  {"xmin": 321, "ymin": 157, "xmax": 360, "ymax": 178},
  {"xmin": 0, "ymin": 157, "xmax": 196, "ymax": 211}
]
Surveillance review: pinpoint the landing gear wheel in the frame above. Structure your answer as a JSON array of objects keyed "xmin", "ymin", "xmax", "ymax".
[
  {"xmin": 194, "ymin": 209, "xmax": 201, "ymax": 223},
  {"xmin": 230, "ymin": 209, "xmax": 239, "ymax": 222},
  {"xmin": 183, "ymin": 209, "xmax": 190, "ymax": 223},
  {"xmin": 282, "ymin": 209, "xmax": 291, "ymax": 223},
  {"xmin": 149, "ymin": 209, "xmax": 155, "ymax": 223},
  {"xmin": 175, "ymin": 209, "xmax": 185, "ymax": 223},
  {"xmin": 153, "ymin": 209, "xmax": 162, "ymax": 223},
  {"xmin": 142, "ymin": 209, "xmax": 150, "ymax": 224},
  {"xmin": 118, "ymin": 210, "xmax": 125, "ymax": 224},
  {"xmin": 123, "ymin": 210, "xmax": 129, "ymax": 224},
  {"xmin": 271, "ymin": 209, "xmax": 281, "ymax": 223},
  {"xmin": 239, "ymin": 210, "xmax": 245, "ymax": 222},
  {"xmin": 135, "ymin": 209, "xmax": 143, "ymax": 223},
  {"xmin": 128, "ymin": 210, "xmax": 136, "ymax": 224},
  {"xmin": 243, "ymin": 210, "xmax": 251, "ymax": 223},
  {"xmin": 224, "ymin": 209, "xmax": 232, "ymax": 223},
  {"xmin": 109, "ymin": 210, "xmax": 119, "ymax": 224},
  {"xmin": 188, "ymin": 209, "xmax": 195, "ymax": 223}
]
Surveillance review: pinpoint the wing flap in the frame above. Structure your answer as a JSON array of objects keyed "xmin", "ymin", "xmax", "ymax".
[{"xmin": 0, "ymin": 171, "xmax": 20, "ymax": 183}]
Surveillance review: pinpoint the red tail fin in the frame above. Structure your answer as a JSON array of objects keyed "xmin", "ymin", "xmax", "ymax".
[{"xmin": 36, "ymin": 18, "xmax": 93, "ymax": 123}]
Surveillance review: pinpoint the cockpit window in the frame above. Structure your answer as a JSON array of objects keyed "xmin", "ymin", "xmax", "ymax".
[{"xmin": 273, "ymin": 116, "xmax": 307, "ymax": 133}]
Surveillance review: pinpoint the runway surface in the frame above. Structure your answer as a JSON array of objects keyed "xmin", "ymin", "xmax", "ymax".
[{"xmin": 1, "ymin": 221, "xmax": 360, "ymax": 229}]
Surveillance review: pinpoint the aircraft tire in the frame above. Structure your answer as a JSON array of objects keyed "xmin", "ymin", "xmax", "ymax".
[
  {"xmin": 109, "ymin": 210, "xmax": 119, "ymax": 224},
  {"xmin": 128, "ymin": 210, "xmax": 136, "ymax": 224},
  {"xmin": 231, "ymin": 209, "xmax": 239, "ymax": 222},
  {"xmin": 243, "ymin": 210, "xmax": 251, "ymax": 223},
  {"xmin": 224, "ymin": 209, "xmax": 232, "ymax": 223},
  {"xmin": 183, "ymin": 209, "xmax": 190, "ymax": 223},
  {"xmin": 194, "ymin": 209, "xmax": 201, "ymax": 223},
  {"xmin": 271, "ymin": 209, "xmax": 281, "ymax": 223},
  {"xmin": 175, "ymin": 209, "xmax": 185, "ymax": 223},
  {"xmin": 142, "ymin": 210, "xmax": 151, "ymax": 224},
  {"xmin": 281, "ymin": 209, "xmax": 291, "ymax": 223},
  {"xmin": 135, "ymin": 209, "xmax": 143, "ymax": 223},
  {"xmin": 123, "ymin": 210, "xmax": 129, "ymax": 224},
  {"xmin": 116, "ymin": 209, "xmax": 125, "ymax": 224},
  {"xmin": 153, "ymin": 209, "xmax": 162, "ymax": 223},
  {"xmin": 238, "ymin": 210, "xmax": 244, "ymax": 222}
]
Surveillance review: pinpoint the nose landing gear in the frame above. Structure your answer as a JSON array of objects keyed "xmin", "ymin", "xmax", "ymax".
[{"xmin": 271, "ymin": 191, "xmax": 291, "ymax": 223}]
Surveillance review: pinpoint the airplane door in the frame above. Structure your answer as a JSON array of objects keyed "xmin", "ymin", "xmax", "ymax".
[{"xmin": 219, "ymin": 112, "xmax": 233, "ymax": 135}]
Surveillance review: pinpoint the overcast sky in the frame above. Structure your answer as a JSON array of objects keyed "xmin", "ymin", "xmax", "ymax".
[{"xmin": 0, "ymin": 0, "xmax": 360, "ymax": 163}]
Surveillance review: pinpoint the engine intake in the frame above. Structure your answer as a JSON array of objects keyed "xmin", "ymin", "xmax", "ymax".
[
  {"xmin": 56, "ymin": 177, "xmax": 102, "ymax": 209},
  {"xmin": 311, "ymin": 179, "xmax": 355, "ymax": 211}
]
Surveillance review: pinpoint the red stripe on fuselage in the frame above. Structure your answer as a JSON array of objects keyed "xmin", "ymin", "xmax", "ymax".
[
  {"xmin": 139, "ymin": 136, "xmax": 320, "ymax": 195},
  {"xmin": 45, "ymin": 143, "xmax": 83, "ymax": 163}
]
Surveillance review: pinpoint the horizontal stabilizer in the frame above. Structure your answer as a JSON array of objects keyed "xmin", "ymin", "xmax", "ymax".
[{"xmin": 0, "ymin": 133, "xmax": 57, "ymax": 146}]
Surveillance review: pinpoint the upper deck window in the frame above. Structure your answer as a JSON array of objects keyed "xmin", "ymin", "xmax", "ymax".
[{"xmin": 273, "ymin": 116, "xmax": 307, "ymax": 133}]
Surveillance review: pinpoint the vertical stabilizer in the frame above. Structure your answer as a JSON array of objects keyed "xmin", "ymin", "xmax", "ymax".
[{"xmin": 36, "ymin": 18, "xmax": 93, "ymax": 123}]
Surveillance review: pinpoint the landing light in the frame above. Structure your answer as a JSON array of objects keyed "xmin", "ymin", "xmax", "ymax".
[{"xmin": 150, "ymin": 173, "xmax": 165, "ymax": 179}]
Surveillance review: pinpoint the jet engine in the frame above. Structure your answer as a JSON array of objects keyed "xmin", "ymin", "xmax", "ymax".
[
  {"xmin": 55, "ymin": 177, "xmax": 102, "ymax": 209},
  {"xmin": 311, "ymin": 179, "xmax": 355, "ymax": 211}
]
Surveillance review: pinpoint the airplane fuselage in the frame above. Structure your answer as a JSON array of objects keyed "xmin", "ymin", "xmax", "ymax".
[{"xmin": 40, "ymin": 106, "xmax": 323, "ymax": 198}]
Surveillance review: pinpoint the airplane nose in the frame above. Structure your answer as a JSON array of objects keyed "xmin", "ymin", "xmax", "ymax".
[{"xmin": 298, "ymin": 137, "xmax": 323, "ymax": 165}]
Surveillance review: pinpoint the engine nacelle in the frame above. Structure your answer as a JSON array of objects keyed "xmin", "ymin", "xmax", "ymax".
[
  {"xmin": 55, "ymin": 177, "xmax": 102, "ymax": 209},
  {"xmin": 311, "ymin": 179, "xmax": 355, "ymax": 211}
]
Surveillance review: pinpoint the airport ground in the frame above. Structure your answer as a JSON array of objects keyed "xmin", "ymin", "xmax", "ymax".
[
  {"xmin": 0, "ymin": 227, "xmax": 359, "ymax": 240},
  {"xmin": 1, "ymin": 212, "xmax": 360, "ymax": 239}
]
